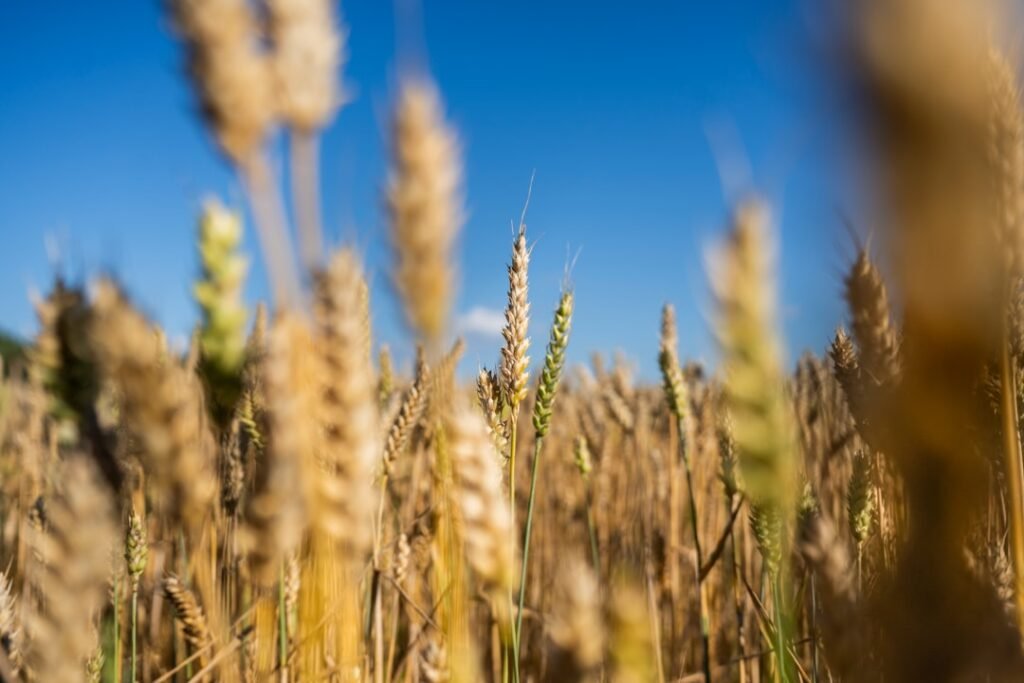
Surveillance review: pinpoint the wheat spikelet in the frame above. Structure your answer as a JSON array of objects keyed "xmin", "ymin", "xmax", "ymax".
[
  {"xmin": 387, "ymin": 81, "xmax": 463, "ymax": 343},
  {"xmin": 239, "ymin": 302, "xmax": 268, "ymax": 453},
  {"xmin": 382, "ymin": 351, "xmax": 430, "ymax": 477},
  {"xmin": 24, "ymin": 456, "xmax": 116, "ymax": 683},
  {"xmin": 448, "ymin": 404, "xmax": 518, "ymax": 593},
  {"xmin": 89, "ymin": 279, "xmax": 215, "ymax": 533},
  {"xmin": 476, "ymin": 368, "xmax": 508, "ymax": 460},
  {"xmin": 285, "ymin": 552, "xmax": 301, "ymax": 621},
  {"xmin": 313, "ymin": 248, "xmax": 379, "ymax": 558},
  {"xmin": 844, "ymin": 249, "xmax": 900, "ymax": 387},
  {"xmin": 500, "ymin": 225, "xmax": 531, "ymax": 409},
  {"xmin": 393, "ymin": 533, "xmax": 411, "ymax": 586},
  {"xmin": 163, "ymin": 574, "xmax": 213, "ymax": 656}
]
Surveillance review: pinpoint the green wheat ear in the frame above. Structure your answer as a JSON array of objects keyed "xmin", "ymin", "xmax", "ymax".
[
  {"xmin": 750, "ymin": 504, "xmax": 784, "ymax": 576},
  {"xmin": 848, "ymin": 451, "xmax": 875, "ymax": 548},
  {"xmin": 194, "ymin": 199, "xmax": 249, "ymax": 429},
  {"xmin": 124, "ymin": 507, "xmax": 148, "ymax": 592},
  {"xmin": 533, "ymin": 290, "xmax": 574, "ymax": 438},
  {"xmin": 713, "ymin": 199, "xmax": 796, "ymax": 516}
]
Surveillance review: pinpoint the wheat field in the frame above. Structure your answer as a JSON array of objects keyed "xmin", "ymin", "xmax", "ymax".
[{"xmin": 4, "ymin": 0, "xmax": 1024, "ymax": 681}]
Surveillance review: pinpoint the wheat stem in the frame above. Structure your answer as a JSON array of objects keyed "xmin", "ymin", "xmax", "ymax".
[
  {"xmin": 999, "ymin": 333, "xmax": 1024, "ymax": 636},
  {"xmin": 771, "ymin": 572, "xmax": 792, "ymax": 683},
  {"xmin": 291, "ymin": 131, "xmax": 324, "ymax": 273},
  {"xmin": 113, "ymin": 580, "xmax": 121, "ymax": 683},
  {"xmin": 131, "ymin": 588, "xmax": 139, "ymax": 683},
  {"xmin": 677, "ymin": 414, "xmax": 712, "ymax": 683},
  {"xmin": 279, "ymin": 562, "xmax": 288, "ymax": 677},
  {"xmin": 507, "ymin": 414, "xmax": 520, "ymax": 683},
  {"xmin": 514, "ymin": 435, "xmax": 543, "ymax": 666}
]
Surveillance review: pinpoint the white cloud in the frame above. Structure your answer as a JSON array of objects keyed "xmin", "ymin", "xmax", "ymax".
[{"xmin": 455, "ymin": 306, "xmax": 504, "ymax": 338}]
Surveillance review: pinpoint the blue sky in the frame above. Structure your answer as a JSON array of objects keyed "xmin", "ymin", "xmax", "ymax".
[{"xmin": 0, "ymin": 1, "xmax": 850, "ymax": 378}]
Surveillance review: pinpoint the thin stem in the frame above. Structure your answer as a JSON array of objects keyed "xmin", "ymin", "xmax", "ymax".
[
  {"xmin": 278, "ymin": 562, "xmax": 288, "ymax": 679},
  {"xmin": 290, "ymin": 131, "xmax": 324, "ymax": 273},
  {"xmin": 677, "ymin": 417, "xmax": 712, "ymax": 683},
  {"xmin": 130, "ymin": 588, "xmax": 138, "ymax": 683},
  {"xmin": 856, "ymin": 548, "xmax": 863, "ymax": 596},
  {"xmin": 514, "ymin": 436, "xmax": 544, "ymax": 666},
  {"xmin": 645, "ymin": 559, "xmax": 666, "ymax": 683},
  {"xmin": 373, "ymin": 478, "xmax": 389, "ymax": 683},
  {"xmin": 506, "ymin": 412, "xmax": 520, "ymax": 683},
  {"xmin": 113, "ymin": 579, "xmax": 121, "ymax": 683},
  {"xmin": 374, "ymin": 580, "xmax": 385, "ymax": 683},
  {"xmin": 242, "ymin": 155, "xmax": 303, "ymax": 310},
  {"xmin": 999, "ymin": 333, "xmax": 1024, "ymax": 634},
  {"xmin": 507, "ymin": 592, "xmax": 519, "ymax": 683},
  {"xmin": 770, "ymin": 572, "xmax": 792, "ymax": 683},
  {"xmin": 729, "ymin": 510, "xmax": 748, "ymax": 683},
  {"xmin": 384, "ymin": 591, "xmax": 401, "ymax": 683},
  {"xmin": 584, "ymin": 479, "xmax": 600, "ymax": 581},
  {"xmin": 810, "ymin": 573, "xmax": 819, "ymax": 683}
]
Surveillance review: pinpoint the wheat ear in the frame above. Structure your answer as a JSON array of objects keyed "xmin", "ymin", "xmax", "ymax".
[
  {"xmin": 25, "ymin": 456, "xmax": 116, "ymax": 683},
  {"xmin": 387, "ymin": 81, "xmax": 463, "ymax": 345},
  {"xmin": 312, "ymin": 248, "xmax": 379, "ymax": 557},
  {"xmin": 90, "ymin": 279, "xmax": 215, "ymax": 535}
]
